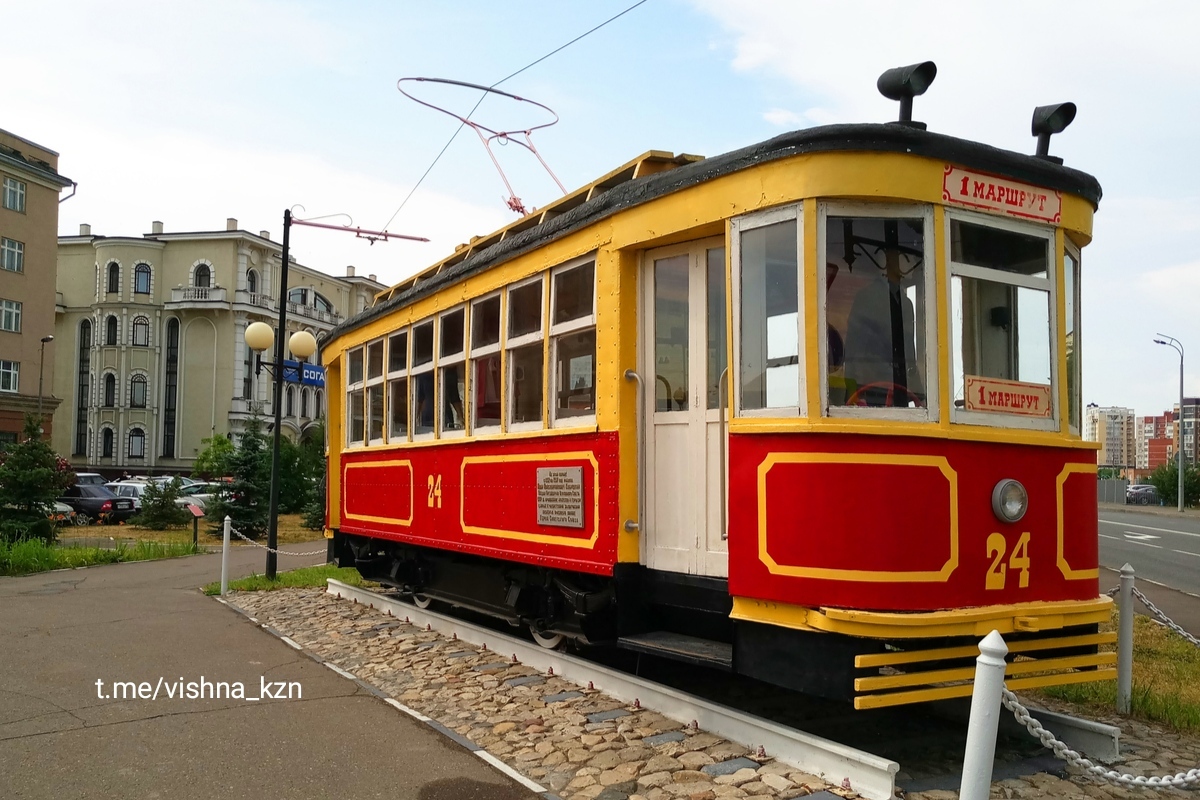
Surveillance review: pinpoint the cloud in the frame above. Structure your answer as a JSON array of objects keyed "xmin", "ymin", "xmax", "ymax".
[{"xmin": 762, "ymin": 108, "xmax": 804, "ymax": 127}]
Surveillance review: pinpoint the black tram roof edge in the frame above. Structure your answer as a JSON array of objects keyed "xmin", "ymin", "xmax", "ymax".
[{"xmin": 323, "ymin": 122, "xmax": 1101, "ymax": 350}]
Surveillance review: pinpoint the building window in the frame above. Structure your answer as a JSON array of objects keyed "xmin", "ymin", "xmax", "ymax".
[
  {"xmin": 102, "ymin": 428, "xmax": 114, "ymax": 458},
  {"xmin": 134, "ymin": 264, "xmax": 151, "ymax": 294},
  {"xmin": 0, "ymin": 360, "xmax": 18, "ymax": 392},
  {"xmin": 315, "ymin": 389, "xmax": 324, "ymax": 418},
  {"xmin": 301, "ymin": 388, "xmax": 310, "ymax": 419},
  {"xmin": 470, "ymin": 293, "xmax": 502, "ymax": 432},
  {"xmin": 2, "ymin": 177, "xmax": 25, "ymax": 212},
  {"xmin": 75, "ymin": 320, "xmax": 91, "ymax": 456},
  {"xmin": 438, "ymin": 308, "xmax": 466, "ymax": 436},
  {"xmin": 286, "ymin": 385, "xmax": 295, "ymax": 417},
  {"xmin": 288, "ymin": 288, "xmax": 308, "ymax": 305},
  {"xmin": 507, "ymin": 276, "xmax": 544, "ymax": 430},
  {"xmin": 0, "ymin": 299, "xmax": 21, "ymax": 332},
  {"xmin": 247, "ymin": 269, "xmax": 258, "ymax": 294},
  {"xmin": 128, "ymin": 428, "xmax": 145, "ymax": 459},
  {"xmin": 1, "ymin": 238, "xmax": 23, "ymax": 273},
  {"xmin": 104, "ymin": 373, "xmax": 116, "ymax": 407},
  {"xmin": 194, "ymin": 264, "xmax": 211, "ymax": 288},
  {"xmin": 130, "ymin": 375, "xmax": 147, "ymax": 408},
  {"xmin": 132, "ymin": 316, "xmax": 150, "ymax": 346},
  {"xmin": 314, "ymin": 292, "xmax": 334, "ymax": 313},
  {"xmin": 162, "ymin": 319, "xmax": 179, "ymax": 457},
  {"xmin": 411, "ymin": 321, "xmax": 435, "ymax": 438},
  {"xmin": 105, "ymin": 315, "xmax": 118, "ymax": 345},
  {"xmin": 107, "ymin": 262, "xmax": 120, "ymax": 293},
  {"xmin": 550, "ymin": 260, "xmax": 596, "ymax": 424}
]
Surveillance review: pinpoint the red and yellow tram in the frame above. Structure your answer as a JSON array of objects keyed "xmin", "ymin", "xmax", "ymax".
[{"xmin": 323, "ymin": 64, "xmax": 1110, "ymax": 709}]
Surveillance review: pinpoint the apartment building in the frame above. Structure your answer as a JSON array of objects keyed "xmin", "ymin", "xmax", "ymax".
[
  {"xmin": 51, "ymin": 219, "xmax": 383, "ymax": 472},
  {"xmin": 0, "ymin": 129, "xmax": 73, "ymax": 444},
  {"xmin": 1084, "ymin": 404, "xmax": 1136, "ymax": 468},
  {"xmin": 1174, "ymin": 398, "xmax": 1200, "ymax": 467},
  {"xmin": 1135, "ymin": 410, "xmax": 1175, "ymax": 470}
]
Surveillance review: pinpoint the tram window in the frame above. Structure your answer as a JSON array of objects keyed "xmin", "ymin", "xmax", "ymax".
[
  {"xmin": 706, "ymin": 247, "xmax": 727, "ymax": 409},
  {"xmin": 554, "ymin": 330, "xmax": 596, "ymax": 419},
  {"xmin": 348, "ymin": 388, "xmax": 365, "ymax": 444},
  {"xmin": 825, "ymin": 216, "xmax": 926, "ymax": 409},
  {"xmin": 347, "ymin": 347, "xmax": 364, "ymax": 386},
  {"xmin": 509, "ymin": 343, "xmax": 544, "ymax": 425},
  {"xmin": 388, "ymin": 331, "xmax": 407, "ymax": 374},
  {"xmin": 1065, "ymin": 249, "xmax": 1081, "ymax": 432},
  {"xmin": 440, "ymin": 308, "xmax": 465, "ymax": 357},
  {"xmin": 553, "ymin": 262, "xmax": 594, "ymax": 324},
  {"xmin": 413, "ymin": 321, "xmax": 434, "ymax": 367},
  {"xmin": 367, "ymin": 340, "xmax": 384, "ymax": 380},
  {"xmin": 509, "ymin": 280, "xmax": 543, "ymax": 338},
  {"xmin": 655, "ymin": 255, "xmax": 690, "ymax": 412},
  {"xmin": 438, "ymin": 308, "xmax": 467, "ymax": 436},
  {"xmin": 389, "ymin": 378, "xmax": 408, "ymax": 440},
  {"xmin": 368, "ymin": 384, "xmax": 384, "ymax": 442},
  {"xmin": 470, "ymin": 293, "xmax": 503, "ymax": 432},
  {"xmin": 948, "ymin": 216, "xmax": 1054, "ymax": 425},
  {"xmin": 739, "ymin": 219, "xmax": 799, "ymax": 410}
]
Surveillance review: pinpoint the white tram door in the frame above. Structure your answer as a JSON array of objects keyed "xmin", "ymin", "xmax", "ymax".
[{"xmin": 642, "ymin": 240, "xmax": 729, "ymax": 577}]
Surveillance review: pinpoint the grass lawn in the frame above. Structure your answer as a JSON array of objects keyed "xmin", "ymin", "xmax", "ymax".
[
  {"xmin": 203, "ymin": 563, "xmax": 366, "ymax": 596},
  {"xmin": 1, "ymin": 538, "xmax": 203, "ymax": 576},
  {"xmin": 56, "ymin": 513, "xmax": 324, "ymax": 546}
]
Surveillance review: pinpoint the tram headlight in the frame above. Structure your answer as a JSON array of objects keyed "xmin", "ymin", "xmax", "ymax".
[{"xmin": 991, "ymin": 479, "xmax": 1028, "ymax": 524}]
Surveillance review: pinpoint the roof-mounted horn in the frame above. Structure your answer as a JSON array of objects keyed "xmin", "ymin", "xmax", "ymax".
[
  {"xmin": 877, "ymin": 61, "xmax": 937, "ymax": 130},
  {"xmin": 1031, "ymin": 102, "xmax": 1077, "ymax": 164}
]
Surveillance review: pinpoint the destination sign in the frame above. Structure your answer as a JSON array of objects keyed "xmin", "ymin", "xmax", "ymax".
[
  {"xmin": 943, "ymin": 165, "xmax": 1062, "ymax": 223},
  {"xmin": 964, "ymin": 375, "xmax": 1053, "ymax": 418}
]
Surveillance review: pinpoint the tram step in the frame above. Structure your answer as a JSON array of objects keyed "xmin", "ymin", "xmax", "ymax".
[{"xmin": 617, "ymin": 631, "xmax": 733, "ymax": 671}]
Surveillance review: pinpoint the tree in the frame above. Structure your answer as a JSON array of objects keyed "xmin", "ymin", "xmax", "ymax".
[
  {"xmin": 276, "ymin": 437, "xmax": 311, "ymax": 514},
  {"xmin": 1148, "ymin": 461, "xmax": 1200, "ymax": 508},
  {"xmin": 0, "ymin": 415, "xmax": 75, "ymax": 543},
  {"xmin": 207, "ymin": 416, "xmax": 270, "ymax": 539},
  {"xmin": 134, "ymin": 478, "xmax": 190, "ymax": 530},
  {"xmin": 193, "ymin": 434, "xmax": 235, "ymax": 480}
]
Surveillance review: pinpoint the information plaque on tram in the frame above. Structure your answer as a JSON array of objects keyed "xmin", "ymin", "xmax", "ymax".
[{"xmin": 536, "ymin": 467, "xmax": 584, "ymax": 529}]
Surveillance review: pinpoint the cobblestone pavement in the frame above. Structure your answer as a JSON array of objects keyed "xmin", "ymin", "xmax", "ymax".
[{"xmin": 225, "ymin": 588, "xmax": 1200, "ymax": 800}]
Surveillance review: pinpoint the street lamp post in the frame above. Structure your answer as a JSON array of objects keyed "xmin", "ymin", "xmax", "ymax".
[
  {"xmin": 1154, "ymin": 334, "xmax": 1185, "ymax": 512},
  {"xmin": 37, "ymin": 335, "xmax": 54, "ymax": 429}
]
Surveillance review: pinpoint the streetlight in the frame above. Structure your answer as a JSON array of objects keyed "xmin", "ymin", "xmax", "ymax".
[
  {"xmin": 37, "ymin": 334, "xmax": 54, "ymax": 428},
  {"xmin": 245, "ymin": 320, "xmax": 317, "ymax": 579},
  {"xmin": 1154, "ymin": 334, "xmax": 1185, "ymax": 512}
]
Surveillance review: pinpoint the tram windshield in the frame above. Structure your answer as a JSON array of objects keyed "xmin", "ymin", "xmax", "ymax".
[{"xmin": 825, "ymin": 216, "xmax": 927, "ymax": 409}]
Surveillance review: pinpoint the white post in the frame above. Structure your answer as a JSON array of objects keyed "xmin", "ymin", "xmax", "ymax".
[
  {"xmin": 959, "ymin": 630, "xmax": 1009, "ymax": 800},
  {"xmin": 220, "ymin": 515, "xmax": 231, "ymax": 596},
  {"xmin": 1117, "ymin": 562, "xmax": 1135, "ymax": 713}
]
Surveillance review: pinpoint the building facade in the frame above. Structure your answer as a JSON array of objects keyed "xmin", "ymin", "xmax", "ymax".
[
  {"xmin": 0, "ymin": 129, "xmax": 73, "ymax": 444},
  {"xmin": 51, "ymin": 219, "xmax": 383, "ymax": 473},
  {"xmin": 1135, "ymin": 410, "xmax": 1174, "ymax": 470},
  {"xmin": 1174, "ymin": 398, "xmax": 1200, "ymax": 468},
  {"xmin": 1085, "ymin": 404, "xmax": 1135, "ymax": 469}
]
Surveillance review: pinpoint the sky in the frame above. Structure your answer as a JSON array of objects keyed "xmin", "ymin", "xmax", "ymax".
[{"xmin": 7, "ymin": 0, "xmax": 1199, "ymax": 417}]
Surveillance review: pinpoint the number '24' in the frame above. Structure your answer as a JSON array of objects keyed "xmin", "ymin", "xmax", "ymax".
[{"xmin": 986, "ymin": 531, "xmax": 1030, "ymax": 590}]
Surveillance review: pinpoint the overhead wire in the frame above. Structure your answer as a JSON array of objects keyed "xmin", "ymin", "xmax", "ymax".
[{"xmin": 380, "ymin": 0, "xmax": 650, "ymax": 233}]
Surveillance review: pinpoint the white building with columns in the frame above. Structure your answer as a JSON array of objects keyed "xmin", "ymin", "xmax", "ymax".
[{"xmin": 51, "ymin": 218, "xmax": 382, "ymax": 475}]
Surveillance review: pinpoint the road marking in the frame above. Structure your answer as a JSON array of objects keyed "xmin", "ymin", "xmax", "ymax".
[
  {"xmin": 1100, "ymin": 519, "xmax": 1200, "ymax": 538},
  {"xmin": 1124, "ymin": 532, "xmax": 1160, "ymax": 541},
  {"xmin": 1099, "ymin": 532, "xmax": 1162, "ymax": 549},
  {"xmin": 1172, "ymin": 549, "xmax": 1200, "ymax": 559}
]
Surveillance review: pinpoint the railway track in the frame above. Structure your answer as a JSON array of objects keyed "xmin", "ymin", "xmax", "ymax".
[{"xmin": 325, "ymin": 580, "xmax": 1075, "ymax": 799}]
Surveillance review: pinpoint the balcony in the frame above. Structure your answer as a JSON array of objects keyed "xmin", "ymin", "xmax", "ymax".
[
  {"xmin": 166, "ymin": 285, "xmax": 229, "ymax": 310},
  {"xmin": 234, "ymin": 290, "xmax": 275, "ymax": 313},
  {"xmin": 287, "ymin": 302, "xmax": 341, "ymax": 327}
]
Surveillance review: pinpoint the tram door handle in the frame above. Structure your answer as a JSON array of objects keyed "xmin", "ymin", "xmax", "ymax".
[{"xmin": 718, "ymin": 367, "xmax": 729, "ymax": 541}]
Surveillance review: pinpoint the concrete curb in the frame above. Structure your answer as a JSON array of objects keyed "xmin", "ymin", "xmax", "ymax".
[{"xmin": 213, "ymin": 593, "xmax": 562, "ymax": 800}]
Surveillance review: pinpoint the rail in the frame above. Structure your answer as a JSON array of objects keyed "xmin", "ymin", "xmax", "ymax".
[
  {"xmin": 623, "ymin": 369, "xmax": 644, "ymax": 535},
  {"xmin": 718, "ymin": 366, "xmax": 729, "ymax": 540}
]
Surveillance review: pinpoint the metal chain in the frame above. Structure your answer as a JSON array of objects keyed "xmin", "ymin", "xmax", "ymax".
[
  {"xmin": 227, "ymin": 526, "xmax": 328, "ymax": 557},
  {"xmin": 1002, "ymin": 688, "xmax": 1200, "ymax": 788},
  {"xmin": 1130, "ymin": 586, "xmax": 1200, "ymax": 646}
]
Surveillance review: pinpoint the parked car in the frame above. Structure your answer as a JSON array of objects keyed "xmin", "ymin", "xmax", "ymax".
[
  {"xmin": 176, "ymin": 482, "xmax": 224, "ymax": 511},
  {"xmin": 73, "ymin": 472, "xmax": 108, "ymax": 486},
  {"xmin": 59, "ymin": 485, "xmax": 136, "ymax": 524},
  {"xmin": 48, "ymin": 501, "xmax": 86, "ymax": 527},
  {"xmin": 1126, "ymin": 485, "xmax": 1159, "ymax": 505}
]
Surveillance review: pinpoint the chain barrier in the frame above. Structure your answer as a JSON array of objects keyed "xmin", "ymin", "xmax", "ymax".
[
  {"xmin": 1129, "ymin": 586, "xmax": 1200, "ymax": 647},
  {"xmin": 228, "ymin": 526, "xmax": 328, "ymax": 557},
  {"xmin": 1002, "ymin": 687, "xmax": 1200, "ymax": 788}
]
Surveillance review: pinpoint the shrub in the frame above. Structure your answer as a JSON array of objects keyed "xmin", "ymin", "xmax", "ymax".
[{"xmin": 133, "ymin": 479, "xmax": 190, "ymax": 530}]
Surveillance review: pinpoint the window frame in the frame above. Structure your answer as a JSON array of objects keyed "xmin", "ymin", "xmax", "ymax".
[
  {"xmin": 386, "ymin": 329, "xmax": 410, "ymax": 443},
  {"xmin": 1064, "ymin": 239, "xmax": 1082, "ymax": 437},
  {"xmin": 731, "ymin": 203, "xmax": 805, "ymax": 418},
  {"xmin": 410, "ymin": 320, "xmax": 436, "ymax": 441},
  {"xmin": 469, "ymin": 291, "xmax": 504, "ymax": 435},
  {"xmin": 345, "ymin": 346, "xmax": 366, "ymax": 447},
  {"xmin": 133, "ymin": 263, "xmax": 152, "ymax": 295},
  {"xmin": 817, "ymin": 201, "xmax": 938, "ymax": 423},
  {"xmin": 944, "ymin": 208, "xmax": 1059, "ymax": 433},
  {"xmin": 505, "ymin": 274, "xmax": 547, "ymax": 432},
  {"xmin": 365, "ymin": 337, "xmax": 386, "ymax": 446},
  {"xmin": 0, "ymin": 298, "xmax": 21, "ymax": 333},
  {"xmin": 1, "ymin": 237, "xmax": 24, "ymax": 273},
  {"xmin": 130, "ymin": 374, "xmax": 148, "ymax": 408},
  {"xmin": 437, "ymin": 305, "xmax": 468, "ymax": 439},
  {"xmin": 0, "ymin": 360, "xmax": 17, "ymax": 393},
  {"xmin": 131, "ymin": 316, "xmax": 150, "ymax": 347},
  {"xmin": 128, "ymin": 427, "xmax": 146, "ymax": 459},
  {"xmin": 2, "ymin": 177, "xmax": 25, "ymax": 213},
  {"xmin": 549, "ymin": 256, "xmax": 597, "ymax": 428},
  {"xmin": 103, "ymin": 372, "xmax": 117, "ymax": 407}
]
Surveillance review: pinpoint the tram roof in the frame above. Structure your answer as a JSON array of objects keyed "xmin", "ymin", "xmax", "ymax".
[{"xmin": 325, "ymin": 122, "xmax": 1101, "ymax": 348}]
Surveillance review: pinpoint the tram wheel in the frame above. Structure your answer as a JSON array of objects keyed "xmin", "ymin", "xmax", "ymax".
[
  {"xmin": 412, "ymin": 594, "xmax": 433, "ymax": 609},
  {"xmin": 529, "ymin": 626, "xmax": 564, "ymax": 650}
]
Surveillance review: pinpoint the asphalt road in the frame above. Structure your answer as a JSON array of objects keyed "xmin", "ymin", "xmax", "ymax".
[
  {"xmin": 0, "ymin": 544, "xmax": 537, "ymax": 800},
  {"xmin": 1098, "ymin": 508, "xmax": 1200, "ymax": 596}
]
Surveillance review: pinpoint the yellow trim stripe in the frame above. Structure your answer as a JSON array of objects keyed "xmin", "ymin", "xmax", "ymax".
[
  {"xmin": 756, "ymin": 453, "xmax": 958, "ymax": 582},
  {"xmin": 855, "ymin": 651, "xmax": 1115, "ymax": 692},
  {"xmin": 459, "ymin": 451, "xmax": 601, "ymax": 548},
  {"xmin": 854, "ymin": 669, "xmax": 1116, "ymax": 710},
  {"xmin": 342, "ymin": 459, "xmax": 415, "ymax": 526},
  {"xmin": 1056, "ymin": 462, "xmax": 1101, "ymax": 580},
  {"xmin": 731, "ymin": 595, "xmax": 1112, "ymax": 639},
  {"xmin": 854, "ymin": 630, "xmax": 1115, "ymax": 668}
]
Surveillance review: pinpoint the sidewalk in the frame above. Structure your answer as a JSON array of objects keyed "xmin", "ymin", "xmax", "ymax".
[
  {"xmin": 0, "ymin": 543, "xmax": 537, "ymax": 799},
  {"xmin": 1099, "ymin": 500, "xmax": 1200, "ymax": 518}
]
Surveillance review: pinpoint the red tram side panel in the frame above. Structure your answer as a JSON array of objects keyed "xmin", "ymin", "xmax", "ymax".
[
  {"xmin": 338, "ymin": 431, "xmax": 621, "ymax": 575},
  {"xmin": 727, "ymin": 433, "xmax": 1099, "ymax": 612}
]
